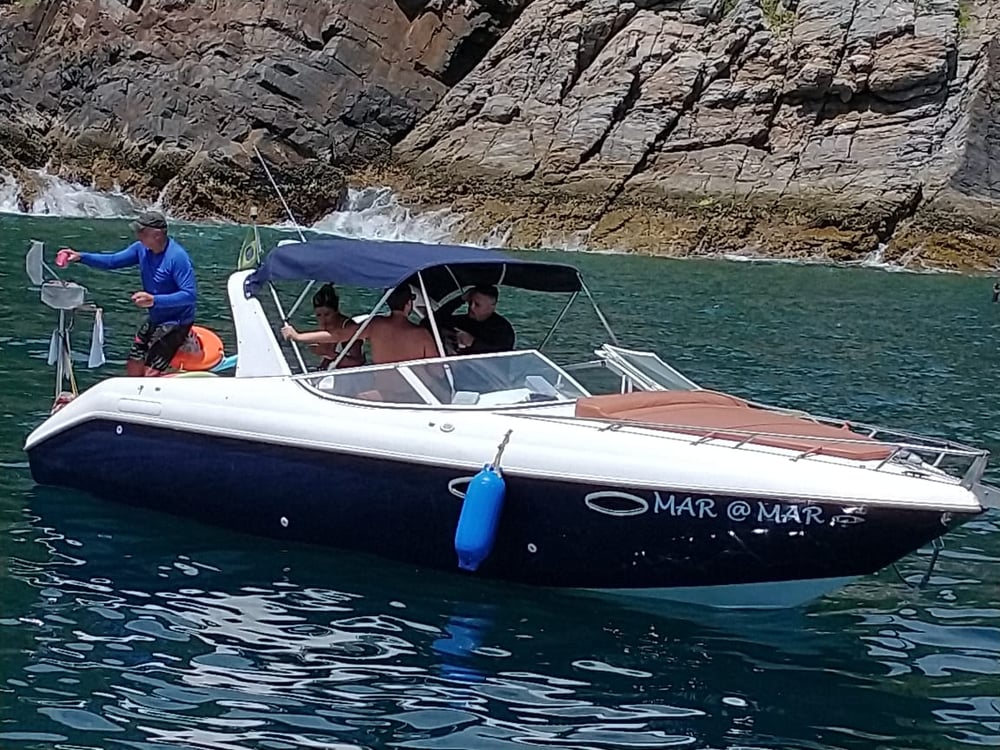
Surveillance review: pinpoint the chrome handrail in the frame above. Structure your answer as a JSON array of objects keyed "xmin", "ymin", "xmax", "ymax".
[{"xmin": 511, "ymin": 411, "xmax": 990, "ymax": 486}]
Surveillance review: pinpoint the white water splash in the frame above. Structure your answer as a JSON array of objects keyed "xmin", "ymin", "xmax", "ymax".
[
  {"xmin": 847, "ymin": 243, "xmax": 952, "ymax": 274},
  {"xmin": 29, "ymin": 168, "xmax": 142, "ymax": 217},
  {"xmin": 2, "ymin": 171, "xmax": 470, "ymax": 245},
  {"xmin": 723, "ymin": 247, "xmax": 955, "ymax": 274},
  {"xmin": 479, "ymin": 221, "xmax": 514, "ymax": 248},
  {"xmin": 859, "ymin": 243, "xmax": 887, "ymax": 267},
  {"xmin": 0, "ymin": 172, "xmax": 963, "ymax": 274},
  {"xmin": 0, "ymin": 168, "xmax": 145, "ymax": 218},
  {"xmin": 310, "ymin": 192, "xmax": 620, "ymax": 252},
  {"xmin": 851, "ymin": 244, "xmax": 960, "ymax": 273},
  {"xmin": 311, "ymin": 186, "xmax": 465, "ymax": 243},
  {"xmin": 722, "ymin": 253, "xmax": 829, "ymax": 266},
  {"xmin": 541, "ymin": 229, "xmax": 596, "ymax": 253},
  {"xmin": 1, "ymin": 173, "xmax": 22, "ymax": 212}
]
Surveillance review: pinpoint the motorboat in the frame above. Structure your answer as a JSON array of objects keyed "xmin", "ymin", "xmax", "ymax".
[{"xmin": 23, "ymin": 237, "xmax": 1000, "ymax": 609}]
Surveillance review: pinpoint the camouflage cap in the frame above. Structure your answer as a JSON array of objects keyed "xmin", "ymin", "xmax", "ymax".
[{"xmin": 131, "ymin": 210, "xmax": 168, "ymax": 232}]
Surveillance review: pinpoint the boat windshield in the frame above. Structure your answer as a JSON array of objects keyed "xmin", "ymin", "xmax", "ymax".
[
  {"xmin": 296, "ymin": 350, "xmax": 590, "ymax": 407},
  {"xmin": 598, "ymin": 345, "xmax": 699, "ymax": 391}
]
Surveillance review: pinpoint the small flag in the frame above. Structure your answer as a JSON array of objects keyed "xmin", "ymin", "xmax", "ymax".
[{"xmin": 236, "ymin": 227, "xmax": 261, "ymax": 271}]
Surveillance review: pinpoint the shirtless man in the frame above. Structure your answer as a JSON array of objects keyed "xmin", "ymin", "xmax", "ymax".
[{"xmin": 281, "ymin": 286, "xmax": 437, "ymax": 365}]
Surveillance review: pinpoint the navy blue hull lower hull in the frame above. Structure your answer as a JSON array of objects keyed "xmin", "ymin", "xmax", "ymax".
[{"xmin": 27, "ymin": 419, "xmax": 969, "ymax": 590}]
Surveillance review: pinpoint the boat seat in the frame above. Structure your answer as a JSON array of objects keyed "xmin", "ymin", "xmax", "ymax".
[
  {"xmin": 356, "ymin": 390, "xmax": 383, "ymax": 402},
  {"xmin": 575, "ymin": 389, "xmax": 747, "ymax": 419},
  {"xmin": 575, "ymin": 390, "xmax": 893, "ymax": 461}
]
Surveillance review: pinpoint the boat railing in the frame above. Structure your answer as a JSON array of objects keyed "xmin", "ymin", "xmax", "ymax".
[
  {"xmin": 560, "ymin": 353, "xmax": 988, "ymax": 487},
  {"xmin": 512, "ymin": 411, "xmax": 990, "ymax": 488}
]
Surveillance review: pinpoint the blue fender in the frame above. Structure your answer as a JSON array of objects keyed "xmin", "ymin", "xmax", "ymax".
[{"xmin": 454, "ymin": 465, "xmax": 506, "ymax": 572}]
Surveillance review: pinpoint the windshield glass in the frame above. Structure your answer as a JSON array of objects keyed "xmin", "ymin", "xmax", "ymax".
[
  {"xmin": 409, "ymin": 351, "xmax": 588, "ymax": 406},
  {"xmin": 303, "ymin": 367, "xmax": 427, "ymax": 404},
  {"xmin": 298, "ymin": 350, "xmax": 589, "ymax": 407}
]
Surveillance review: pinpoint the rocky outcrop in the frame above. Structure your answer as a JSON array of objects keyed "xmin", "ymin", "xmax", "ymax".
[
  {"xmin": 396, "ymin": 0, "xmax": 1000, "ymax": 268},
  {"xmin": 0, "ymin": 0, "xmax": 526, "ymax": 222},
  {"xmin": 0, "ymin": 0, "xmax": 997, "ymax": 267}
]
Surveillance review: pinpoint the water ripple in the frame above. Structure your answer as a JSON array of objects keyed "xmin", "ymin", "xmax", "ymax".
[{"xmin": 2, "ymin": 220, "xmax": 1000, "ymax": 750}]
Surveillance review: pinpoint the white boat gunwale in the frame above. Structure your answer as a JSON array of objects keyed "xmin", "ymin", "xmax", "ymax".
[{"xmin": 21, "ymin": 372, "xmax": 984, "ymax": 513}]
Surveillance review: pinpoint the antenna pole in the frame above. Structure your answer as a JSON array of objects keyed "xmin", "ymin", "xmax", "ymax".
[
  {"xmin": 252, "ymin": 145, "xmax": 307, "ymax": 242},
  {"xmin": 246, "ymin": 172, "xmax": 309, "ymax": 373}
]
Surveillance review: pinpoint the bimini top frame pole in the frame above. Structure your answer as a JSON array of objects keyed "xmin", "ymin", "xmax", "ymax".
[
  {"xmin": 579, "ymin": 275, "xmax": 619, "ymax": 345},
  {"xmin": 537, "ymin": 291, "xmax": 578, "ymax": 352},
  {"xmin": 250, "ymin": 148, "xmax": 312, "ymax": 373},
  {"xmin": 417, "ymin": 271, "xmax": 447, "ymax": 358},
  {"xmin": 328, "ymin": 287, "xmax": 394, "ymax": 370},
  {"xmin": 326, "ymin": 272, "xmax": 450, "ymax": 369}
]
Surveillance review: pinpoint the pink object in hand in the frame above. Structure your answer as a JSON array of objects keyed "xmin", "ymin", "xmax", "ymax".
[{"xmin": 55, "ymin": 249, "xmax": 71, "ymax": 267}]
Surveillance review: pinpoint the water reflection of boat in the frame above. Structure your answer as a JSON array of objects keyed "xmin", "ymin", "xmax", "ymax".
[
  {"xmin": 23, "ymin": 237, "xmax": 1000, "ymax": 609},
  {"xmin": 432, "ymin": 606, "xmax": 495, "ymax": 684}
]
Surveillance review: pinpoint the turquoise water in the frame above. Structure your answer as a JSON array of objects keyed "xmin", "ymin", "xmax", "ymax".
[{"xmin": 1, "ymin": 214, "xmax": 998, "ymax": 750}]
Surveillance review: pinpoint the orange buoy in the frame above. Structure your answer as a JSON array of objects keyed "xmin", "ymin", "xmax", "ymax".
[{"xmin": 169, "ymin": 325, "xmax": 225, "ymax": 372}]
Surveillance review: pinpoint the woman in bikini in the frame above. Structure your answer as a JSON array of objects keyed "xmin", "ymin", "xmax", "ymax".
[{"xmin": 309, "ymin": 284, "xmax": 365, "ymax": 369}]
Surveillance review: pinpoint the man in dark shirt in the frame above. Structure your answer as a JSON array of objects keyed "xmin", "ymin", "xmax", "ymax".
[{"xmin": 435, "ymin": 285, "xmax": 515, "ymax": 355}]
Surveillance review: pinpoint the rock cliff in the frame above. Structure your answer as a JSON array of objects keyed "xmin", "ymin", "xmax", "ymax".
[
  {"xmin": 396, "ymin": 0, "xmax": 1000, "ymax": 267},
  {"xmin": 1, "ymin": 0, "xmax": 997, "ymax": 267},
  {"xmin": 0, "ymin": 0, "xmax": 525, "ymax": 222}
]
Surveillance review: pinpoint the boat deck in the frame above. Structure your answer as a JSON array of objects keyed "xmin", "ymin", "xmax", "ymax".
[{"xmin": 576, "ymin": 390, "xmax": 894, "ymax": 462}]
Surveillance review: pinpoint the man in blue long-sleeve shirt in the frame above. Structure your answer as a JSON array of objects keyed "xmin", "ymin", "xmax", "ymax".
[{"xmin": 61, "ymin": 211, "xmax": 198, "ymax": 377}]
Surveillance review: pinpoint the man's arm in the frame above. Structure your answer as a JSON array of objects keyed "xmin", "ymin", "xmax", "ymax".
[
  {"xmin": 151, "ymin": 255, "xmax": 197, "ymax": 309},
  {"xmin": 79, "ymin": 242, "xmax": 141, "ymax": 270}
]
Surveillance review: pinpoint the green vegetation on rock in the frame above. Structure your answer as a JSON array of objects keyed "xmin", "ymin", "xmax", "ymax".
[{"xmin": 761, "ymin": 0, "xmax": 796, "ymax": 31}]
